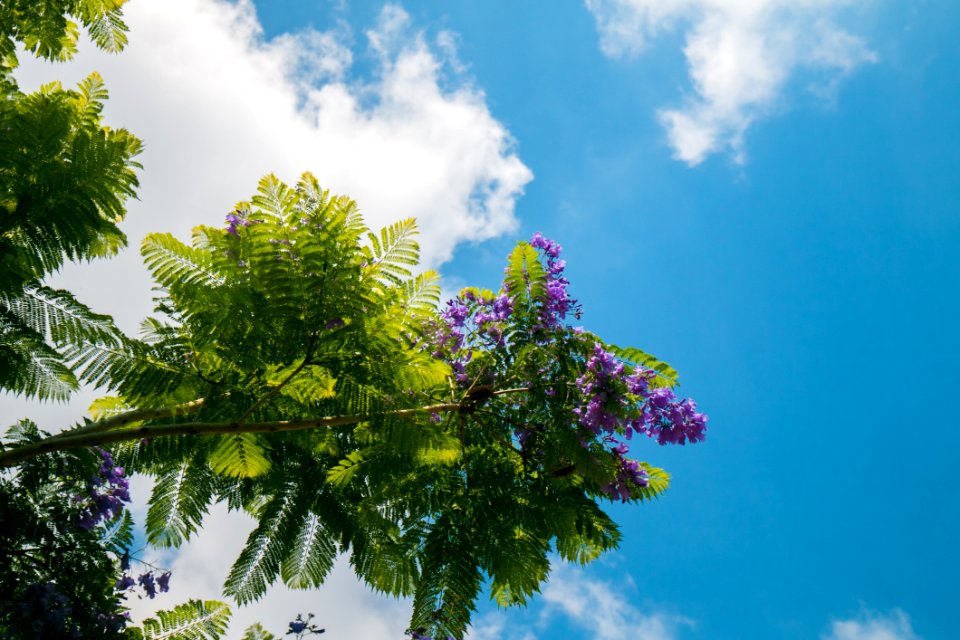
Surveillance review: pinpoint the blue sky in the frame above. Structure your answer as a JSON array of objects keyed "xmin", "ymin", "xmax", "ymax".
[{"xmin": 9, "ymin": 0, "xmax": 959, "ymax": 638}]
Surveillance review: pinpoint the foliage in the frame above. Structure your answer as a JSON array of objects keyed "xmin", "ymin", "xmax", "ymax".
[
  {"xmin": 0, "ymin": 421, "xmax": 237, "ymax": 639},
  {"xmin": 0, "ymin": 421, "xmax": 131, "ymax": 637},
  {"xmin": 0, "ymin": 1, "xmax": 141, "ymax": 402},
  {"xmin": 138, "ymin": 600, "xmax": 231, "ymax": 640},
  {"xmin": 0, "ymin": 0, "xmax": 128, "ymax": 72},
  {"xmin": 1, "ymin": 174, "xmax": 708, "ymax": 639}
]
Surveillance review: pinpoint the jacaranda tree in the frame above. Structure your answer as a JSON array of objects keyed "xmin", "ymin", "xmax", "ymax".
[{"xmin": 1, "ymin": 173, "xmax": 708, "ymax": 639}]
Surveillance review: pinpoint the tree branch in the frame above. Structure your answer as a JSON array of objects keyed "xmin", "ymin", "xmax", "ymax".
[
  {"xmin": 45, "ymin": 398, "xmax": 207, "ymax": 441},
  {"xmin": 0, "ymin": 387, "xmax": 531, "ymax": 469}
]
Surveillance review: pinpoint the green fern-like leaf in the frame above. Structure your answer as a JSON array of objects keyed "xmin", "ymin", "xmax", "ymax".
[
  {"xmin": 504, "ymin": 242, "xmax": 548, "ymax": 304},
  {"xmin": 607, "ymin": 343, "xmax": 679, "ymax": 387},
  {"xmin": 223, "ymin": 482, "xmax": 307, "ymax": 604},
  {"xmin": 146, "ymin": 456, "xmax": 215, "ymax": 547},
  {"xmin": 362, "ymin": 218, "xmax": 419, "ymax": 286},
  {"xmin": 265, "ymin": 362, "xmax": 336, "ymax": 405},
  {"xmin": 326, "ymin": 450, "xmax": 366, "ymax": 488},
  {"xmin": 88, "ymin": 395, "xmax": 133, "ymax": 420},
  {"xmin": 140, "ymin": 599, "xmax": 231, "ymax": 640},
  {"xmin": 240, "ymin": 624, "xmax": 278, "ymax": 640},
  {"xmin": 100, "ymin": 510, "xmax": 134, "ymax": 555},
  {"xmin": 633, "ymin": 464, "xmax": 670, "ymax": 501},
  {"xmin": 142, "ymin": 232, "xmax": 225, "ymax": 289},
  {"xmin": 209, "ymin": 433, "xmax": 272, "ymax": 479},
  {"xmin": 9, "ymin": 339, "xmax": 77, "ymax": 401},
  {"xmin": 280, "ymin": 512, "xmax": 337, "ymax": 589}
]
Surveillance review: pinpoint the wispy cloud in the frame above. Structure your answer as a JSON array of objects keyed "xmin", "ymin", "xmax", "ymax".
[
  {"xmin": 585, "ymin": 0, "xmax": 876, "ymax": 165},
  {"xmin": 468, "ymin": 562, "xmax": 691, "ymax": 640},
  {"xmin": 822, "ymin": 608, "xmax": 922, "ymax": 640}
]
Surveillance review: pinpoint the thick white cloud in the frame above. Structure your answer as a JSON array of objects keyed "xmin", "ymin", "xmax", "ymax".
[
  {"xmin": 13, "ymin": 0, "xmax": 531, "ymax": 336},
  {"xmin": 6, "ymin": 1, "xmax": 530, "ymax": 636},
  {"xmin": 585, "ymin": 0, "xmax": 876, "ymax": 165},
  {"xmin": 822, "ymin": 608, "xmax": 922, "ymax": 640}
]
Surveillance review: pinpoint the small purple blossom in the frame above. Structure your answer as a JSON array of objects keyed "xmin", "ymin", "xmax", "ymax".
[
  {"xmin": 75, "ymin": 448, "xmax": 130, "ymax": 530},
  {"xmin": 602, "ymin": 439, "xmax": 650, "ymax": 503},
  {"xmin": 157, "ymin": 571, "xmax": 171, "ymax": 593},
  {"xmin": 287, "ymin": 613, "xmax": 324, "ymax": 636},
  {"xmin": 289, "ymin": 620, "xmax": 308, "ymax": 634},
  {"xmin": 138, "ymin": 572, "xmax": 157, "ymax": 599},
  {"xmin": 527, "ymin": 233, "xmax": 576, "ymax": 329},
  {"xmin": 114, "ymin": 574, "xmax": 135, "ymax": 591},
  {"xmin": 225, "ymin": 211, "xmax": 253, "ymax": 235},
  {"xmin": 530, "ymin": 232, "xmax": 562, "ymax": 258}
]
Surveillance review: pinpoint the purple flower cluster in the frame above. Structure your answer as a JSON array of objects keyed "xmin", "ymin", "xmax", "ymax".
[
  {"xmin": 576, "ymin": 343, "xmax": 707, "ymax": 446},
  {"xmin": 225, "ymin": 212, "xmax": 251, "ymax": 236},
  {"xmin": 114, "ymin": 548, "xmax": 171, "ymax": 599},
  {"xmin": 74, "ymin": 448, "xmax": 130, "ymax": 530},
  {"xmin": 602, "ymin": 440, "xmax": 651, "ymax": 502},
  {"xmin": 635, "ymin": 387, "xmax": 707, "ymax": 446},
  {"xmin": 114, "ymin": 568, "xmax": 170, "ymax": 599},
  {"xmin": 529, "ymin": 232, "xmax": 574, "ymax": 330},
  {"xmin": 574, "ymin": 344, "xmax": 627, "ymax": 436},
  {"xmin": 429, "ymin": 290, "xmax": 514, "ymax": 384},
  {"xmin": 572, "ymin": 343, "xmax": 707, "ymax": 501}
]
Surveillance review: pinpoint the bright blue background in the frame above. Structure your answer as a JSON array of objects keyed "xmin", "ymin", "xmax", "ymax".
[{"xmin": 255, "ymin": 2, "xmax": 960, "ymax": 637}]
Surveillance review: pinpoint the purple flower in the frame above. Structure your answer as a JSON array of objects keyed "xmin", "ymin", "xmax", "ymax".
[
  {"xmin": 530, "ymin": 232, "xmax": 562, "ymax": 258},
  {"xmin": 157, "ymin": 571, "xmax": 171, "ymax": 593},
  {"xmin": 289, "ymin": 620, "xmax": 308, "ymax": 634},
  {"xmin": 441, "ymin": 299, "xmax": 470, "ymax": 328},
  {"xmin": 114, "ymin": 574, "xmax": 135, "ymax": 591},
  {"xmin": 634, "ymin": 388, "xmax": 709, "ymax": 446},
  {"xmin": 600, "ymin": 439, "xmax": 650, "ymax": 502},
  {"xmin": 138, "ymin": 572, "xmax": 157, "ymax": 599},
  {"xmin": 74, "ymin": 448, "xmax": 131, "ymax": 530}
]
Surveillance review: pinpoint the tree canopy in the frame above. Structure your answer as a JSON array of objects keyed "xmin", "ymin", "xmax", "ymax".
[{"xmin": 2, "ymin": 173, "xmax": 707, "ymax": 639}]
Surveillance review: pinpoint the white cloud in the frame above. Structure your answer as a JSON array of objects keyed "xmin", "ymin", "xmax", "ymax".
[
  {"xmin": 124, "ymin": 504, "xmax": 412, "ymax": 638},
  {"xmin": 12, "ymin": 0, "xmax": 531, "ymax": 337},
  {"xmin": 823, "ymin": 608, "xmax": 922, "ymax": 640},
  {"xmin": 6, "ymin": 1, "xmax": 530, "ymax": 636},
  {"xmin": 540, "ymin": 564, "xmax": 692, "ymax": 640},
  {"xmin": 467, "ymin": 563, "xmax": 691, "ymax": 640},
  {"xmin": 585, "ymin": 0, "xmax": 876, "ymax": 165}
]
